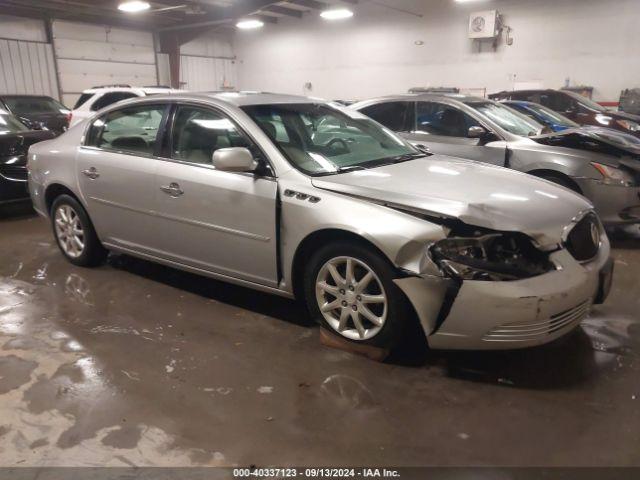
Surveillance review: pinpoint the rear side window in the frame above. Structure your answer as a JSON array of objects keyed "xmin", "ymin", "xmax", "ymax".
[
  {"xmin": 74, "ymin": 93, "xmax": 94, "ymax": 109},
  {"xmin": 91, "ymin": 92, "xmax": 140, "ymax": 111},
  {"xmin": 360, "ymin": 102, "xmax": 413, "ymax": 132},
  {"xmin": 86, "ymin": 104, "xmax": 166, "ymax": 156},
  {"xmin": 3, "ymin": 96, "xmax": 67, "ymax": 114}
]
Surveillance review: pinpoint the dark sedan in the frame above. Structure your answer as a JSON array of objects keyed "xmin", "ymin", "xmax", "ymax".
[
  {"xmin": 0, "ymin": 95, "xmax": 70, "ymax": 136},
  {"xmin": 490, "ymin": 89, "xmax": 640, "ymax": 138},
  {"xmin": 1, "ymin": 110, "xmax": 55, "ymax": 205}
]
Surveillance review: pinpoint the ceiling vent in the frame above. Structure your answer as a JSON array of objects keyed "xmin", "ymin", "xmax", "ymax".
[{"xmin": 468, "ymin": 10, "xmax": 499, "ymax": 39}]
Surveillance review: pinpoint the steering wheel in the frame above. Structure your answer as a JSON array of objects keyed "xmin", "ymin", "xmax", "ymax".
[{"xmin": 326, "ymin": 138, "xmax": 351, "ymax": 155}]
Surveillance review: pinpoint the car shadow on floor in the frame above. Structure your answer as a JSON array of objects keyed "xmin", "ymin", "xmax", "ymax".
[
  {"xmin": 0, "ymin": 200, "xmax": 36, "ymax": 220},
  {"xmin": 109, "ymin": 253, "xmax": 604, "ymax": 390},
  {"xmin": 108, "ymin": 253, "xmax": 310, "ymax": 328}
]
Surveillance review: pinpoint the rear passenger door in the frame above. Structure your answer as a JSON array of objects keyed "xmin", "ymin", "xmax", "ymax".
[
  {"xmin": 77, "ymin": 103, "xmax": 168, "ymax": 252},
  {"xmin": 407, "ymin": 102, "xmax": 507, "ymax": 166},
  {"xmin": 153, "ymin": 104, "xmax": 279, "ymax": 287}
]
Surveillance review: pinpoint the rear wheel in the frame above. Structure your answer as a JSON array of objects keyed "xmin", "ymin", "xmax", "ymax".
[
  {"xmin": 51, "ymin": 195, "xmax": 107, "ymax": 267},
  {"xmin": 303, "ymin": 242, "xmax": 411, "ymax": 350}
]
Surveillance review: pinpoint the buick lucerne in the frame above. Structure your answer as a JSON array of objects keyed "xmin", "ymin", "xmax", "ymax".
[{"xmin": 28, "ymin": 93, "xmax": 613, "ymax": 350}]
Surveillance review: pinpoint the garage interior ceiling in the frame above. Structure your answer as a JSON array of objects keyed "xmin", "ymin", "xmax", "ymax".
[{"xmin": 0, "ymin": 0, "xmax": 358, "ymax": 31}]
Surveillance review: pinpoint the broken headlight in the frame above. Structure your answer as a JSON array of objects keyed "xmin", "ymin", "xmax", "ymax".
[
  {"xmin": 431, "ymin": 233, "xmax": 554, "ymax": 281},
  {"xmin": 591, "ymin": 162, "xmax": 636, "ymax": 187}
]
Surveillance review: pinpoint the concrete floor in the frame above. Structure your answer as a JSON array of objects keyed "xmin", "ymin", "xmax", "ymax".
[{"xmin": 1, "ymin": 204, "xmax": 639, "ymax": 468}]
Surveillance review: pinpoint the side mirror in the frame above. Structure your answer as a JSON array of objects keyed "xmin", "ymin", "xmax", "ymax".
[
  {"xmin": 467, "ymin": 126, "xmax": 487, "ymax": 138},
  {"xmin": 212, "ymin": 147, "xmax": 257, "ymax": 172}
]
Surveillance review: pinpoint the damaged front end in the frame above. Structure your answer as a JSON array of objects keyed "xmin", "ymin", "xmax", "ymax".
[
  {"xmin": 394, "ymin": 214, "xmax": 610, "ymax": 350},
  {"xmin": 430, "ymin": 226, "xmax": 555, "ymax": 282}
]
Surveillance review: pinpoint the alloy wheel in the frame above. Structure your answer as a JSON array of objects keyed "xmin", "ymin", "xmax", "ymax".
[
  {"xmin": 315, "ymin": 256, "xmax": 388, "ymax": 341},
  {"xmin": 54, "ymin": 204, "xmax": 85, "ymax": 259}
]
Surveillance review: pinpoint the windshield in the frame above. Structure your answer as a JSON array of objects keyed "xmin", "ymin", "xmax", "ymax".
[
  {"xmin": 466, "ymin": 101, "xmax": 543, "ymax": 136},
  {"xmin": 3, "ymin": 96, "xmax": 69, "ymax": 115},
  {"xmin": 563, "ymin": 91, "xmax": 607, "ymax": 112},
  {"xmin": 517, "ymin": 103, "xmax": 579, "ymax": 128},
  {"xmin": 242, "ymin": 103, "xmax": 421, "ymax": 176},
  {"xmin": 0, "ymin": 112, "xmax": 29, "ymax": 134}
]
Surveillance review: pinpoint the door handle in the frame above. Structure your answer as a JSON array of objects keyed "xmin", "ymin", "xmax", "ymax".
[
  {"xmin": 160, "ymin": 182, "xmax": 184, "ymax": 197},
  {"xmin": 82, "ymin": 167, "xmax": 100, "ymax": 179}
]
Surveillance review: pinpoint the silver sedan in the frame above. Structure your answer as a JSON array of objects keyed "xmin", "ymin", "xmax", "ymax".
[
  {"xmin": 28, "ymin": 92, "xmax": 613, "ymax": 351},
  {"xmin": 352, "ymin": 94, "xmax": 640, "ymax": 227}
]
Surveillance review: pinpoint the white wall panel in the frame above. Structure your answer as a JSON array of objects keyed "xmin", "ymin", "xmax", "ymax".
[
  {"xmin": 0, "ymin": 14, "xmax": 46, "ymax": 42},
  {"xmin": 235, "ymin": 0, "xmax": 640, "ymax": 103},
  {"xmin": 52, "ymin": 20, "xmax": 158, "ymax": 106},
  {"xmin": 179, "ymin": 55, "xmax": 237, "ymax": 92},
  {"xmin": 0, "ymin": 39, "xmax": 59, "ymax": 99}
]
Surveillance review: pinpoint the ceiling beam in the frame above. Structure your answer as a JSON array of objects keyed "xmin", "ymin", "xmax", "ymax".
[
  {"xmin": 0, "ymin": 2, "xmax": 163, "ymax": 30},
  {"xmin": 157, "ymin": 0, "xmax": 279, "ymax": 31}
]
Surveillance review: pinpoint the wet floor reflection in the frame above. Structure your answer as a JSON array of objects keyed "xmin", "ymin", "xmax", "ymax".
[{"xmin": 1, "ymin": 214, "xmax": 639, "ymax": 466}]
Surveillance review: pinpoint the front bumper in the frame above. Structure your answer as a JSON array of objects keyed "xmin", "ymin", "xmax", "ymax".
[
  {"xmin": 396, "ymin": 240, "xmax": 612, "ymax": 351},
  {"xmin": 579, "ymin": 179, "xmax": 640, "ymax": 225}
]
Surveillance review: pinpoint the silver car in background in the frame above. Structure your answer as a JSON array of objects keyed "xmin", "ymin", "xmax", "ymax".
[
  {"xmin": 28, "ymin": 92, "xmax": 613, "ymax": 351},
  {"xmin": 352, "ymin": 94, "xmax": 640, "ymax": 227}
]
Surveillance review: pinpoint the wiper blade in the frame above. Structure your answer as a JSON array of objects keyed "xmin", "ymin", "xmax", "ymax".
[
  {"xmin": 389, "ymin": 152, "xmax": 427, "ymax": 163},
  {"xmin": 336, "ymin": 165, "xmax": 367, "ymax": 173}
]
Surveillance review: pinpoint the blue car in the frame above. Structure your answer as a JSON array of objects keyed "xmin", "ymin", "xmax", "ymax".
[{"xmin": 503, "ymin": 100, "xmax": 579, "ymax": 132}]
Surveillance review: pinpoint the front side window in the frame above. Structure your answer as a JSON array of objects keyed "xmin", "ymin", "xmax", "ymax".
[
  {"xmin": 86, "ymin": 104, "xmax": 165, "ymax": 156},
  {"xmin": 416, "ymin": 102, "xmax": 481, "ymax": 137},
  {"xmin": 91, "ymin": 92, "xmax": 140, "ymax": 111},
  {"xmin": 360, "ymin": 102, "xmax": 413, "ymax": 132},
  {"xmin": 242, "ymin": 103, "xmax": 421, "ymax": 176},
  {"xmin": 170, "ymin": 106, "xmax": 258, "ymax": 165},
  {"xmin": 466, "ymin": 101, "xmax": 542, "ymax": 137}
]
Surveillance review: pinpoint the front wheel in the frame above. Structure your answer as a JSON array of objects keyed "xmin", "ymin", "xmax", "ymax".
[
  {"xmin": 303, "ymin": 242, "xmax": 411, "ymax": 350},
  {"xmin": 51, "ymin": 195, "xmax": 107, "ymax": 267}
]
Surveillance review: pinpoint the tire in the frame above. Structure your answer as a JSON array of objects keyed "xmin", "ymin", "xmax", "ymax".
[
  {"xmin": 50, "ymin": 194, "xmax": 107, "ymax": 267},
  {"xmin": 535, "ymin": 172, "xmax": 581, "ymax": 193},
  {"xmin": 303, "ymin": 241, "xmax": 411, "ymax": 350}
]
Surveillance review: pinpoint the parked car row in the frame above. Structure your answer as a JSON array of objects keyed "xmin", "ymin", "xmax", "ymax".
[
  {"xmin": 352, "ymin": 93, "xmax": 640, "ymax": 228},
  {"xmin": 26, "ymin": 91, "xmax": 615, "ymax": 353}
]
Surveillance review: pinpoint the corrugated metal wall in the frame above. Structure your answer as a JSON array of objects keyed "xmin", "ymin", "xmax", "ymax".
[
  {"xmin": 52, "ymin": 20, "xmax": 158, "ymax": 107},
  {"xmin": 0, "ymin": 39, "xmax": 60, "ymax": 100},
  {"xmin": 179, "ymin": 55, "xmax": 237, "ymax": 92}
]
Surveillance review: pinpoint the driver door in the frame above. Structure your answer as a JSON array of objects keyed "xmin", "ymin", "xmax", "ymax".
[
  {"xmin": 406, "ymin": 101, "xmax": 507, "ymax": 167},
  {"xmin": 153, "ymin": 104, "xmax": 279, "ymax": 287}
]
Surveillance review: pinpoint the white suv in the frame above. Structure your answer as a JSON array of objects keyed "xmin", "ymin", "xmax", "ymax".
[{"xmin": 69, "ymin": 85, "xmax": 180, "ymax": 127}]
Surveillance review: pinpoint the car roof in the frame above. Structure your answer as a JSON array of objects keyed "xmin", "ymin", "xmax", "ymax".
[
  {"xmin": 354, "ymin": 93, "xmax": 488, "ymax": 106},
  {"xmin": 133, "ymin": 91, "xmax": 327, "ymax": 107},
  {"xmin": 80, "ymin": 86, "xmax": 177, "ymax": 94},
  {"xmin": 0, "ymin": 94, "xmax": 55, "ymax": 99}
]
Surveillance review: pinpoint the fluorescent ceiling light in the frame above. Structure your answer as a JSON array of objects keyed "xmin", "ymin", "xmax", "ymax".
[
  {"xmin": 236, "ymin": 19, "xmax": 265, "ymax": 29},
  {"xmin": 118, "ymin": 1, "xmax": 150, "ymax": 13},
  {"xmin": 320, "ymin": 8, "xmax": 354, "ymax": 20}
]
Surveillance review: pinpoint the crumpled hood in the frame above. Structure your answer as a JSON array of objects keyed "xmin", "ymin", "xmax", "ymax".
[{"xmin": 312, "ymin": 155, "xmax": 592, "ymax": 248}]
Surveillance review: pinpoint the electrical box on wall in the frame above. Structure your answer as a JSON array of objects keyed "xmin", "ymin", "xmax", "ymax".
[{"xmin": 468, "ymin": 10, "xmax": 499, "ymax": 39}]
